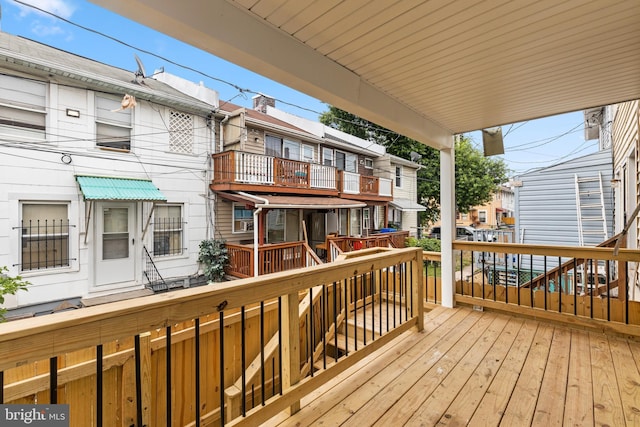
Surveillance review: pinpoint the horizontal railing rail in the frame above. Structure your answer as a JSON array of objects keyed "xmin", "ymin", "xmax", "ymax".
[{"xmin": 0, "ymin": 248, "xmax": 423, "ymax": 427}]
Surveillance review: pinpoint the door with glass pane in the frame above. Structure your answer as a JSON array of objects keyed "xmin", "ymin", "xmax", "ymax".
[{"xmin": 95, "ymin": 203, "xmax": 136, "ymax": 286}]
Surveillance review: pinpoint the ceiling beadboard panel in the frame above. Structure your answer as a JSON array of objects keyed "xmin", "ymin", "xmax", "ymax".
[{"xmin": 91, "ymin": 0, "xmax": 640, "ymax": 146}]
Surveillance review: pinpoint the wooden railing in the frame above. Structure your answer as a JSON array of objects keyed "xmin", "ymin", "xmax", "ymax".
[
  {"xmin": 452, "ymin": 240, "xmax": 640, "ymax": 333},
  {"xmin": 258, "ymin": 241, "xmax": 316, "ymax": 275},
  {"xmin": 326, "ymin": 231, "xmax": 409, "ymax": 261},
  {"xmin": 226, "ymin": 243, "xmax": 254, "ymax": 278},
  {"xmin": 0, "ymin": 248, "xmax": 424, "ymax": 427},
  {"xmin": 274, "ymin": 158, "xmax": 310, "ymax": 188},
  {"xmin": 226, "ymin": 241, "xmax": 322, "ymax": 278},
  {"xmin": 360, "ymin": 175, "xmax": 379, "ymax": 195},
  {"xmin": 212, "ymin": 151, "xmax": 337, "ymax": 191}
]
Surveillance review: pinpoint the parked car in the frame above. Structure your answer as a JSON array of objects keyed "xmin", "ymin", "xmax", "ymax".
[{"xmin": 427, "ymin": 226, "xmax": 477, "ymax": 241}]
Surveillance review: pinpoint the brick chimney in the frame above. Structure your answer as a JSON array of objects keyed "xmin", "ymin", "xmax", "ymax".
[{"xmin": 252, "ymin": 94, "xmax": 275, "ymax": 113}]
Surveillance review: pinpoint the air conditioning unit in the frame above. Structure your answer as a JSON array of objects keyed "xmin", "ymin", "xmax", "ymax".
[{"xmin": 241, "ymin": 220, "xmax": 254, "ymax": 232}]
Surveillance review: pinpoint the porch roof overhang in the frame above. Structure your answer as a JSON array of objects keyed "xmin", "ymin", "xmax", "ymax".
[
  {"xmin": 75, "ymin": 175, "xmax": 167, "ymax": 201},
  {"xmin": 90, "ymin": 1, "xmax": 640, "ymax": 149},
  {"xmin": 217, "ymin": 192, "xmax": 366, "ymax": 209},
  {"xmin": 389, "ymin": 199, "xmax": 427, "ymax": 212}
]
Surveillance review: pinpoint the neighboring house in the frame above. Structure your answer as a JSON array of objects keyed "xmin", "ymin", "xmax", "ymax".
[
  {"xmin": 454, "ymin": 186, "xmax": 515, "ymax": 229},
  {"xmin": 210, "ymin": 95, "xmax": 421, "ymax": 277},
  {"xmin": 604, "ymin": 100, "xmax": 640, "ymax": 301},
  {"xmin": 513, "ymin": 149, "xmax": 614, "ymax": 247},
  {"xmin": 265, "ymin": 98, "xmax": 425, "ymax": 236},
  {"xmin": 0, "ymin": 33, "xmax": 216, "ymax": 315},
  {"xmin": 377, "ymin": 154, "xmax": 426, "ymax": 234}
]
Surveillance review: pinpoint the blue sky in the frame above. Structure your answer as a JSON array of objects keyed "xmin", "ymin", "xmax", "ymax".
[{"xmin": 2, "ymin": 0, "xmax": 599, "ymax": 176}]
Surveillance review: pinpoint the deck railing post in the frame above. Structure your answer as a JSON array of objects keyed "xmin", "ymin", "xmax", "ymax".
[
  {"xmin": 411, "ymin": 248, "xmax": 424, "ymax": 331},
  {"xmin": 139, "ymin": 331, "xmax": 152, "ymax": 427},
  {"xmin": 281, "ymin": 292, "xmax": 301, "ymax": 414}
]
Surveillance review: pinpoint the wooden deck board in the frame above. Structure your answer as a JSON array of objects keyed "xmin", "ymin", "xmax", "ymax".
[
  {"xmin": 532, "ymin": 326, "xmax": 571, "ymax": 426},
  {"xmin": 263, "ymin": 305, "xmax": 640, "ymax": 427},
  {"xmin": 403, "ymin": 314, "xmax": 510, "ymax": 426},
  {"xmin": 609, "ymin": 337, "xmax": 640, "ymax": 425},
  {"xmin": 590, "ymin": 332, "xmax": 626, "ymax": 426},
  {"xmin": 366, "ymin": 313, "xmax": 497, "ymax": 427},
  {"xmin": 563, "ymin": 328, "xmax": 594, "ymax": 427},
  {"xmin": 312, "ymin": 309, "xmax": 485, "ymax": 426},
  {"xmin": 436, "ymin": 316, "xmax": 525, "ymax": 426},
  {"xmin": 267, "ymin": 305, "xmax": 459, "ymax": 427}
]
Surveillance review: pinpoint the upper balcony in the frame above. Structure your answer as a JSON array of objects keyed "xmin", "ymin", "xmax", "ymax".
[{"xmin": 211, "ymin": 150, "xmax": 393, "ymax": 200}]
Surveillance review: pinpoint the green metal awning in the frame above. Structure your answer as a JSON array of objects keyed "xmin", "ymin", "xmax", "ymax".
[{"xmin": 75, "ymin": 175, "xmax": 167, "ymax": 201}]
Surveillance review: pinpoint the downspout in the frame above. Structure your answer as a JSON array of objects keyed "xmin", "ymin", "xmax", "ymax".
[
  {"xmin": 219, "ymin": 114, "xmax": 229, "ymax": 153},
  {"xmin": 238, "ymin": 191, "xmax": 269, "ymax": 277}
]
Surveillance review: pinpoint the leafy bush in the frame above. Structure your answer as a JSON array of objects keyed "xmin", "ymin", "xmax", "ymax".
[
  {"xmin": 406, "ymin": 237, "xmax": 441, "ymax": 252},
  {"xmin": 0, "ymin": 266, "xmax": 29, "ymax": 322},
  {"xmin": 197, "ymin": 239, "xmax": 229, "ymax": 283}
]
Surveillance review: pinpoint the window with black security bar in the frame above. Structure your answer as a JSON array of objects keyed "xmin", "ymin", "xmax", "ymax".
[
  {"xmin": 153, "ymin": 204, "xmax": 184, "ymax": 256},
  {"xmin": 20, "ymin": 203, "xmax": 70, "ymax": 271}
]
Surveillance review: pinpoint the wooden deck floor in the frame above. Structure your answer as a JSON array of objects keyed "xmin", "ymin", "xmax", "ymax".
[{"xmin": 266, "ymin": 305, "xmax": 640, "ymax": 426}]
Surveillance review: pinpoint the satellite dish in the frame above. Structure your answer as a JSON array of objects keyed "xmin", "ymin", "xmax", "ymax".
[
  {"xmin": 134, "ymin": 54, "xmax": 146, "ymax": 79},
  {"xmin": 410, "ymin": 151, "xmax": 422, "ymax": 162}
]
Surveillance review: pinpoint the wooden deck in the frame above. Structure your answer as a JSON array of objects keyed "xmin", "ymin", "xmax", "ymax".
[{"xmin": 265, "ymin": 305, "xmax": 640, "ymax": 427}]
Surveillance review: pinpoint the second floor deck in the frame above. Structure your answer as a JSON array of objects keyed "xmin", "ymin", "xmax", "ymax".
[{"xmin": 212, "ymin": 151, "xmax": 393, "ymax": 200}]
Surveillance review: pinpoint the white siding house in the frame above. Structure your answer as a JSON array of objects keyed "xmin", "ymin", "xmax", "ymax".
[
  {"xmin": 0, "ymin": 33, "xmax": 216, "ymax": 316},
  {"xmin": 607, "ymin": 100, "xmax": 640, "ymax": 301},
  {"xmin": 514, "ymin": 149, "xmax": 614, "ymax": 247}
]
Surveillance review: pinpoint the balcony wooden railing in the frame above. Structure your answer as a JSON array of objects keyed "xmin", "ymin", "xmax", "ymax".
[
  {"xmin": 226, "ymin": 241, "xmax": 322, "ymax": 278},
  {"xmin": 0, "ymin": 248, "xmax": 423, "ymax": 427},
  {"xmin": 417, "ymin": 240, "xmax": 640, "ymax": 334},
  {"xmin": 212, "ymin": 151, "xmax": 337, "ymax": 191},
  {"xmin": 337, "ymin": 172, "xmax": 393, "ymax": 198}
]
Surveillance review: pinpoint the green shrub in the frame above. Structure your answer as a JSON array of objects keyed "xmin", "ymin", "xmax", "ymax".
[
  {"xmin": 197, "ymin": 239, "xmax": 229, "ymax": 283},
  {"xmin": 406, "ymin": 237, "xmax": 441, "ymax": 252},
  {"xmin": 0, "ymin": 266, "xmax": 29, "ymax": 322}
]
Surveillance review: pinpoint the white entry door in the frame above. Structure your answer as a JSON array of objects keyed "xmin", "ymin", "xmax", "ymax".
[{"xmin": 95, "ymin": 203, "xmax": 136, "ymax": 286}]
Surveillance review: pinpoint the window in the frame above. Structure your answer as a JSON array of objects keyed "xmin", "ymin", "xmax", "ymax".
[
  {"xmin": 21, "ymin": 203, "xmax": 70, "ymax": 271},
  {"xmin": 322, "ymin": 147, "xmax": 334, "ymax": 167},
  {"xmin": 96, "ymin": 94, "xmax": 132, "ymax": 150},
  {"xmin": 395, "ymin": 166, "xmax": 403, "ymax": 187},
  {"xmin": 283, "ymin": 139, "xmax": 300, "ymax": 160},
  {"xmin": 302, "ymin": 144, "xmax": 314, "ymax": 163},
  {"xmin": 169, "ymin": 110, "xmax": 194, "ymax": 154},
  {"xmin": 478, "ymin": 210, "xmax": 487, "ymax": 223},
  {"xmin": 362, "ymin": 208, "xmax": 370, "ymax": 230},
  {"xmin": 346, "ymin": 153, "xmax": 358, "ymax": 173},
  {"xmin": 153, "ymin": 204, "xmax": 183, "ymax": 256},
  {"xmin": 364, "ymin": 158, "xmax": 373, "ymax": 169},
  {"xmin": 265, "ymin": 135, "xmax": 282, "ymax": 157},
  {"xmin": 233, "ymin": 204, "xmax": 254, "ymax": 233},
  {"xmin": 350, "ymin": 209, "xmax": 361, "ymax": 236},
  {"xmin": 0, "ymin": 75, "xmax": 46, "ymax": 141}
]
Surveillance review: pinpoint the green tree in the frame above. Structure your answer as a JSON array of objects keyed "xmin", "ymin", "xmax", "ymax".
[
  {"xmin": 320, "ymin": 106, "xmax": 509, "ymax": 223},
  {"xmin": 0, "ymin": 266, "xmax": 29, "ymax": 322}
]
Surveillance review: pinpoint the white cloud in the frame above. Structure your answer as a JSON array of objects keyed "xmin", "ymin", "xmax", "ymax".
[
  {"xmin": 30, "ymin": 20, "xmax": 64, "ymax": 37},
  {"xmin": 12, "ymin": 0, "xmax": 75, "ymax": 20}
]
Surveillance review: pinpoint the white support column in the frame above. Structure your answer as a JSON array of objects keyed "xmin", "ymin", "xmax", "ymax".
[{"xmin": 440, "ymin": 143, "xmax": 456, "ymax": 308}]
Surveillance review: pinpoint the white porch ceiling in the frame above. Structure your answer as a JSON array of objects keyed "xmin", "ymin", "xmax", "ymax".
[{"xmin": 90, "ymin": 0, "xmax": 640, "ymax": 150}]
